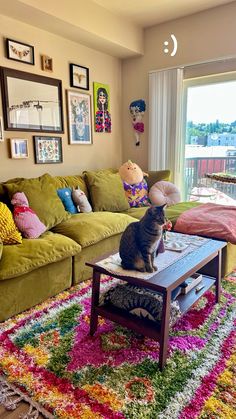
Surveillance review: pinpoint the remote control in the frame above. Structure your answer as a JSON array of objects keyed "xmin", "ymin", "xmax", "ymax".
[{"xmin": 195, "ymin": 284, "xmax": 204, "ymax": 293}]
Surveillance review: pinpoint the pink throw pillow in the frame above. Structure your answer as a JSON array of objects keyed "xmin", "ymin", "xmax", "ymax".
[
  {"xmin": 149, "ymin": 181, "xmax": 181, "ymax": 207},
  {"xmin": 11, "ymin": 192, "xmax": 47, "ymax": 239}
]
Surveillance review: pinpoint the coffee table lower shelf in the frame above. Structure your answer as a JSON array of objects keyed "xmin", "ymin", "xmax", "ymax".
[
  {"xmin": 95, "ymin": 275, "xmax": 215, "ymax": 343},
  {"xmin": 177, "ymin": 275, "xmax": 215, "ymax": 313}
]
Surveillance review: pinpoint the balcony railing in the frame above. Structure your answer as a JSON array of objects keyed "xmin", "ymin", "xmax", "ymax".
[{"xmin": 185, "ymin": 156, "xmax": 236, "ymax": 201}]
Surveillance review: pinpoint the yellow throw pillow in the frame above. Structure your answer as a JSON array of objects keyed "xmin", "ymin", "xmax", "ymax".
[
  {"xmin": 0, "ymin": 202, "xmax": 22, "ymax": 244},
  {"xmin": 84, "ymin": 170, "xmax": 130, "ymax": 212}
]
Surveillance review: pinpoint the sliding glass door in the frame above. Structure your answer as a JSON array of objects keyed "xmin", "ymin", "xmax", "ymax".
[{"xmin": 184, "ymin": 74, "xmax": 236, "ymax": 204}]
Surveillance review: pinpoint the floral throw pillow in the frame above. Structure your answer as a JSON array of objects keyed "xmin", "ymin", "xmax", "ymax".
[{"xmin": 123, "ymin": 179, "xmax": 151, "ymax": 208}]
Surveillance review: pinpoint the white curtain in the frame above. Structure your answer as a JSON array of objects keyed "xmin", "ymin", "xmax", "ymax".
[{"xmin": 148, "ymin": 68, "xmax": 184, "ymax": 190}]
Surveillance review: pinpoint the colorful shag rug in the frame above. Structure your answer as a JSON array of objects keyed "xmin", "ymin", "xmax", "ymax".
[{"xmin": 0, "ymin": 275, "xmax": 235, "ymax": 419}]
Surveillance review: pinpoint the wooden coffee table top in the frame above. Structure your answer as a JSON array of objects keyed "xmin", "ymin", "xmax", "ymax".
[{"xmin": 86, "ymin": 238, "xmax": 227, "ymax": 293}]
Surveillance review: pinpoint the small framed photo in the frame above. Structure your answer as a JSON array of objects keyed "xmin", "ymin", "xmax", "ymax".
[
  {"xmin": 10, "ymin": 139, "xmax": 29, "ymax": 159},
  {"xmin": 67, "ymin": 90, "xmax": 92, "ymax": 144},
  {"xmin": 70, "ymin": 63, "xmax": 89, "ymax": 90},
  {"xmin": 41, "ymin": 55, "xmax": 53, "ymax": 72},
  {"xmin": 33, "ymin": 136, "xmax": 63, "ymax": 164},
  {"xmin": 0, "ymin": 117, "xmax": 4, "ymax": 142},
  {"xmin": 6, "ymin": 38, "xmax": 34, "ymax": 65}
]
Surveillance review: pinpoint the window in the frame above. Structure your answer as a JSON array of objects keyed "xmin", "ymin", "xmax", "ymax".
[{"xmin": 183, "ymin": 73, "xmax": 236, "ymax": 205}]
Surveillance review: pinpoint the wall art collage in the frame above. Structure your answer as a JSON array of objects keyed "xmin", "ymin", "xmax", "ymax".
[{"xmin": 0, "ymin": 37, "xmax": 112, "ymax": 163}]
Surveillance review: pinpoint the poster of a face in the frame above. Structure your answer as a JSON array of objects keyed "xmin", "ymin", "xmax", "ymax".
[
  {"xmin": 67, "ymin": 90, "xmax": 92, "ymax": 144},
  {"xmin": 93, "ymin": 82, "xmax": 111, "ymax": 133}
]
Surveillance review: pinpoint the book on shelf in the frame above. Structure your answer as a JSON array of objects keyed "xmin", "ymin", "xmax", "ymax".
[{"xmin": 180, "ymin": 273, "xmax": 203, "ymax": 295}]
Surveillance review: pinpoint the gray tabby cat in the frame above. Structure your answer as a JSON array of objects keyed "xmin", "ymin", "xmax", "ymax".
[{"xmin": 119, "ymin": 205, "xmax": 166, "ymax": 273}]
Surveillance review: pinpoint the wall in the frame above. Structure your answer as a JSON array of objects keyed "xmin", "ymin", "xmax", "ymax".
[
  {"xmin": 122, "ymin": 1, "xmax": 236, "ymax": 171},
  {"xmin": 0, "ymin": 14, "xmax": 122, "ymax": 182}
]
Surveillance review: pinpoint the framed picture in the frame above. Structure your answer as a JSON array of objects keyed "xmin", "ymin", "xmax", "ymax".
[
  {"xmin": 67, "ymin": 90, "xmax": 92, "ymax": 144},
  {"xmin": 41, "ymin": 55, "xmax": 53, "ymax": 72},
  {"xmin": 93, "ymin": 82, "xmax": 111, "ymax": 133},
  {"xmin": 0, "ymin": 117, "xmax": 4, "ymax": 142},
  {"xmin": 70, "ymin": 64, "xmax": 89, "ymax": 90},
  {"xmin": 10, "ymin": 139, "xmax": 29, "ymax": 159},
  {"xmin": 33, "ymin": 136, "xmax": 63, "ymax": 164},
  {"xmin": 6, "ymin": 38, "xmax": 34, "ymax": 65},
  {"xmin": 0, "ymin": 67, "xmax": 63, "ymax": 133}
]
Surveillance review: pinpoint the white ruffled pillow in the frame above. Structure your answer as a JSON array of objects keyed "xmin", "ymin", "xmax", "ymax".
[{"xmin": 149, "ymin": 181, "xmax": 181, "ymax": 207}]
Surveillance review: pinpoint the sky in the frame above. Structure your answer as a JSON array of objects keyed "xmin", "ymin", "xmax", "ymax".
[{"xmin": 187, "ymin": 80, "xmax": 236, "ymax": 124}]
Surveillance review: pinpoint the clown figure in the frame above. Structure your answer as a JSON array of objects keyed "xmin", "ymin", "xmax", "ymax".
[{"xmin": 129, "ymin": 99, "xmax": 146, "ymax": 146}]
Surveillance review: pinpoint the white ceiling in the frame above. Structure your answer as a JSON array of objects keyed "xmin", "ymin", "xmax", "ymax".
[{"xmin": 93, "ymin": 0, "xmax": 233, "ymax": 28}]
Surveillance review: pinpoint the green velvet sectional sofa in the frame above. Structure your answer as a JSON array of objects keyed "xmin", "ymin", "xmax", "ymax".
[{"xmin": 0, "ymin": 169, "xmax": 235, "ymax": 322}]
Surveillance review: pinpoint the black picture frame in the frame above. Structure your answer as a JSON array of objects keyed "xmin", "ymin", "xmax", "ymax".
[
  {"xmin": 0, "ymin": 67, "xmax": 64, "ymax": 133},
  {"xmin": 70, "ymin": 63, "xmax": 89, "ymax": 90},
  {"xmin": 33, "ymin": 136, "xmax": 63, "ymax": 164},
  {"xmin": 6, "ymin": 38, "xmax": 35, "ymax": 65}
]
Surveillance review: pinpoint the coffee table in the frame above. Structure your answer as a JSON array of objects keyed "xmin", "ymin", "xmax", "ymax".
[{"xmin": 86, "ymin": 238, "xmax": 227, "ymax": 370}]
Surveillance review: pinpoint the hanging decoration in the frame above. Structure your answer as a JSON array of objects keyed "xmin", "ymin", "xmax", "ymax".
[{"xmin": 129, "ymin": 99, "xmax": 146, "ymax": 146}]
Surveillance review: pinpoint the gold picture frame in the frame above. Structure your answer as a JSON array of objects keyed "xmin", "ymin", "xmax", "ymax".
[{"xmin": 41, "ymin": 55, "xmax": 53, "ymax": 72}]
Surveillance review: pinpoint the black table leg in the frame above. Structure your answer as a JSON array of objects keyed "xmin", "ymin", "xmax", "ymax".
[{"xmin": 90, "ymin": 269, "xmax": 101, "ymax": 336}]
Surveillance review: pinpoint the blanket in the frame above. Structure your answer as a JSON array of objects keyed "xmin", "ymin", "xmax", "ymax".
[{"xmin": 174, "ymin": 203, "xmax": 236, "ymax": 244}]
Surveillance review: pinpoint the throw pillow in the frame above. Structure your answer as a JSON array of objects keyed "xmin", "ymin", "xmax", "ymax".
[
  {"xmin": 4, "ymin": 173, "xmax": 70, "ymax": 230},
  {"xmin": 11, "ymin": 192, "xmax": 47, "ymax": 239},
  {"xmin": 0, "ymin": 202, "xmax": 22, "ymax": 245},
  {"xmin": 72, "ymin": 187, "xmax": 92, "ymax": 213},
  {"xmin": 123, "ymin": 179, "xmax": 151, "ymax": 208},
  {"xmin": 57, "ymin": 188, "xmax": 78, "ymax": 214},
  {"xmin": 149, "ymin": 181, "xmax": 181, "ymax": 207},
  {"xmin": 84, "ymin": 171, "xmax": 130, "ymax": 212}
]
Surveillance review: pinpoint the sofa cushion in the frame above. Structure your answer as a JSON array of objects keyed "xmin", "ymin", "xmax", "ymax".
[
  {"xmin": 84, "ymin": 170, "xmax": 129, "ymax": 212},
  {"xmin": 165, "ymin": 202, "xmax": 201, "ymax": 226},
  {"xmin": 4, "ymin": 173, "xmax": 70, "ymax": 230},
  {"xmin": 122, "ymin": 206, "xmax": 148, "ymax": 220},
  {"xmin": 145, "ymin": 170, "xmax": 171, "ymax": 190},
  {"xmin": 0, "ymin": 202, "xmax": 22, "ymax": 245},
  {"xmin": 52, "ymin": 212, "xmax": 137, "ymax": 248},
  {"xmin": 53, "ymin": 175, "xmax": 89, "ymax": 197},
  {"xmin": 0, "ymin": 231, "xmax": 81, "ymax": 281}
]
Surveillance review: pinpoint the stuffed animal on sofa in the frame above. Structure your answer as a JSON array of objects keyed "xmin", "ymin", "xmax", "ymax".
[
  {"xmin": 72, "ymin": 187, "xmax": 92, "ymax": 213},
  {"xmin": 11, "ymin": 192, "xmax": 46, "ymax": 239},
  {"xmin": 119, "ymin": 160, "xmax": 150, "ymax": 208}
]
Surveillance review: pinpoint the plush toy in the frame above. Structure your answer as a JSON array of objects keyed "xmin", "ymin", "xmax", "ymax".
[
  {"xmin": 11, "ymin": 192, "xmax": 46, "ymax": 239},
  {"xmin": 129, "ymin": 99, "xmax": 146, "ymax": 146},
  {"xmin": 72, "ymin": 187, "xmax": 92, "ymax": 213},
  {"xmin": 119, "ymin": 160, "xmax": 150, "ymax": 208},
  {"xmin": 149, "ymin": 181, "xmax": 181, "ymax": 207}
]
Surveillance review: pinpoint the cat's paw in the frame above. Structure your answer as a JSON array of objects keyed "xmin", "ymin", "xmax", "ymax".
[
  {"xmin": 145, "ymin": 266, "xmax": 154, "ymax": 273},
  {"xmin": 137, "ymin": 267, "xmax": 146, "ymax": 272},
  {"xmin": 153, "ymin": 265, "xmax": 158, "ymax": 271}
]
